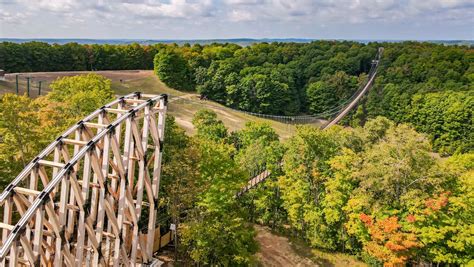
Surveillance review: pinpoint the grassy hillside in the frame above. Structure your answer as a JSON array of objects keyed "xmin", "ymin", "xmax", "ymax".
[
  {"xmin": 0, "ymin": 71, "xmax": 299, "ymax": 139},
  {"xmin": 111, "ymin": 71, "xmax": 299, "ymax": 138}
]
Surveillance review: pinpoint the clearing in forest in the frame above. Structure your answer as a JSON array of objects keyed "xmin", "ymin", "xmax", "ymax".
[
  {"xmin": 0, "ymin": 70, "xmax": 300, "ymax": 138},
  {"xmin": 255, "ymin": 225, "xmax": 366, "ymax": 267}
]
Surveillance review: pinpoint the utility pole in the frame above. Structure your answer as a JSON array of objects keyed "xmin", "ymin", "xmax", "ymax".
[
  {"xmin": 15, "ymin": 75, "xmax": 19, "ymax": 95},
  {"xmin": 26, "ymin": 77, "xmax": 30, "ymax": 97}
]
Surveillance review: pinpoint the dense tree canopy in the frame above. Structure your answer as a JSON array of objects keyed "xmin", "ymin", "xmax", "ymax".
[
  {"xmin": 0, "ymin": 71, "xmax": 472, "ymax": 265},
  {"xmin": 148, "ymin": 41, "xmax": 472, "ymax": 154},
  {"xmin": 154, "ymin": 49, "xmax": 194, "ymax": 91},
  {"xmin": 1, "ymin": 40, "xmax": 472, "ymax": 265},
  {"xmin": 238, "ymin": 116, "xmax": 473, "ymax": 266},
  {"xmin": 0, "ymin": 42, "xmax": 164, "ymax": 72}
]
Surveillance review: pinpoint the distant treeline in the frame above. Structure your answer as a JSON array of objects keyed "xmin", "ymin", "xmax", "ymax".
[{"xmin": 0, "ymin": 42, "xmax": 163, "ymax": 72}]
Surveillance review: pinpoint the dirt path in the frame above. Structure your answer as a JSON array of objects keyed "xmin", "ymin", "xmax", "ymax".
[{"xmin": 255, "ymin": 225, "xmax": 318, "ymax": 267}]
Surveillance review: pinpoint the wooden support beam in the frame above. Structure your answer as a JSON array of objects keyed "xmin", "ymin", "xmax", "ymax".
[
  {"xmin": 130, "ymin": 109, "xmax": 151, "ymax": 263},
  {"xmin": 83, "ymin": 122, "xmax": 108, "ymax": 129},
  {"xmin": 32, "ymin": 207, "xmax": 44, "ymax": 260},
  {"xmin": 0, "ymin": 223, "xmax": 14, "ymax": 230},
  {"xmin": 9, "ymin": 239, "xmax": 18, "ymax": 267},
  {"xmin": 13, "ymin": 187, "xmax": 40, "ymax": 196},
  {"xmin": 104, "ymin": 108, "xmax": 127, "ymax": 114},
  {"xmin": 38, "ymin": 160, "xmax": 65, "ymax": 169},
  {"xmin": 75, "ymin": 151, "xmax": 91, "ymax": 266},
  {"xmin": 91, "ymin": 133, "xmax": 111, "ymax": 266},
  {"xmin": 113, "ymin": 118, "xmax": 132, "ymax": 266},
  {"xmin": 123, "ymin": 98, "xmax": 146, "ymax": 104},
  {"xmin": 19, "ymin": 236, "xmax": 36, "ymax": 266},
  {"xmin": 62, "ymin": 138, "xmax": 87, "ymax": 146}
]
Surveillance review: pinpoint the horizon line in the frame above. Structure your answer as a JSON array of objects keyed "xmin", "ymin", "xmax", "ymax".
[{"xmin": 1, "ymin": 37, "xmax": 473, "ymax": 41}]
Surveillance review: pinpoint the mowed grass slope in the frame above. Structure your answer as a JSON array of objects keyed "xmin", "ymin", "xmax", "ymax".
[
  {"xmin": 1, "ymin": 70, "xmax": 297, "ymax": 138},
  {"xmin": 111, "ymin": 71, "xmax": 297, "ymax": 138}
]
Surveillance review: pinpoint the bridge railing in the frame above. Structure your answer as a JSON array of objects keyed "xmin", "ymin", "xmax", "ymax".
[
  {"xmin": 0, "ymin": 92, "xmax": 167, "ymax": 266},
  {"xmin": 322, "ymin": 47, "xmax": 383, "ymax": 129}
]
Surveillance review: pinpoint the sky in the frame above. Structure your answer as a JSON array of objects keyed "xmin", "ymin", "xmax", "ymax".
[{"xmin": 0, "ymin": 0, "xmax": 473, "ymax": 40}]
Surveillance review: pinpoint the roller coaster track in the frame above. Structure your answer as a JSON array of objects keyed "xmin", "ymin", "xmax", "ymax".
[
  {"xmin": 0, "ymin": 92, "xmax": 168, "ymax": 266},
  {"xmin": 239, "ymin": 47, "xmax": 383, "ymax": 196}
]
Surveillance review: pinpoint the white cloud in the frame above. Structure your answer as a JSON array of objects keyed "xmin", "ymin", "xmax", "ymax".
[
  {"xmin": 220, "ymin": 0, "xmax": 474, "ymax": 24},
  {"xmin": 228, "ymin": 9, "xmax": 256, "ymax": 21},
  {"xmin": 0, "ymin": 0, "xmax": 472, "ymax": 38},
  {"xmin": 119, "ymin": 0, "xmax": 215, "ymax": 18},
  {"xmin": 0, "ymin": 11, "xmax": 28, "ymax": 24},
  {"xmin": 16, "ymin": 0, "xmax": 80, "ymax": 12},
  {"xmin": 225, "ymin": 0, "xmax": 264, "ymax": 5}
]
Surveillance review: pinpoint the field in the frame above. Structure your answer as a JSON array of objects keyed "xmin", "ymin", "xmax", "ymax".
[{"xmin": 1, "ymin": 70, "xmax": 300, "ymax": 138}]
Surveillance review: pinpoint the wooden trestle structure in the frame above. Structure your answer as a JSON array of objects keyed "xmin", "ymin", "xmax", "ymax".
[{"xmin": 0, "ymin": 92, "xmax": 168, "ymax": 266}]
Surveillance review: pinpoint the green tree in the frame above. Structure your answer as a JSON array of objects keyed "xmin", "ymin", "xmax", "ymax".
[
  {"xmin": 411, "ymin": 153, "xmax": 474, "ymax": 264},
  {"xmin": 154, "ymin": 49, "xmax": 194, "ymax": 91},
  {"xmin": 47, "ymin": 73, "xmax": 114, "ymax": 116},
  {"xmin": 192, "ymin": 109, "xmax": 228, "ymax": 142},
  {"xmin": 0, "ymin": 94, "xmax": 40, "ymax": 186},
  {"xmin": 180, "ymin": 139, "xmax": 258, "ymax": 265}
]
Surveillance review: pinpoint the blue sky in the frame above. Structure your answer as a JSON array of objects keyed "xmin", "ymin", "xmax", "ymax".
[{"xmin": 1, "ymin": 0, "xmax": 473, "ymax": 40}]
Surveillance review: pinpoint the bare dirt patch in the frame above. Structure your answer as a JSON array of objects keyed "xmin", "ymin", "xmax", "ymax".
[
  {"xmin": 2, "ymin": 70, "xmax": 155, "ymax": 96},
  {"xmin": 5, "ymin": 70, "xmax": 151, "ymax": 83},
  {"xmin": 254, "ymin": 225, "xmax": 367, "ymax": 267},
  {"xmin": 255, "ymin": 225, "xmax": 318, "ymax": 267}
]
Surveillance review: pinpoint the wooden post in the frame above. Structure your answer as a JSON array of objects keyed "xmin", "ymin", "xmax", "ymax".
[
  {"xmin": 38, "ymin": 81, "xmax": 42, "ymax": 96},
  {"xmin": 75, "ymin": 150, "xmax": 92, "ymax": 266},
  {"xmin": 32, "ymin": 206, "xmax": 44, "ymax": 260},
  {"xmin": 2, "ymin": 196, "xmax": 13, "ymax": 266},
  {"xmin": 130, "ymin": 112, "xmax": 151, "ymax": 264},
  {"xmin": 26, "ymin": 77, "xmax": 30, "ymax": 97},
  {"xmin": 9, "ymin": 239, "xmax": 18, "ymax": 267},
  {"xmin": 54, "ymin": 167, "xmax": 70, "ymax": 266},
  {"xmin": 15, "ymin": 75, "xmax": 19, "ymax": 95},
  {"xmin": 91, "ymin": 133, "xmax": 111, "ymax": 266}
]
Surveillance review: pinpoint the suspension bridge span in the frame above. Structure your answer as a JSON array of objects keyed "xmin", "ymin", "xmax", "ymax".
[{"xmin": 238, "ymin": 47, "xmax": 383, "ymax": 196}]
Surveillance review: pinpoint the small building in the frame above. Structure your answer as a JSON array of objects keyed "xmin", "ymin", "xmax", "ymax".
[{"xmin": 0, "ymin": 70, "xmax": 5, "ymax": 81}]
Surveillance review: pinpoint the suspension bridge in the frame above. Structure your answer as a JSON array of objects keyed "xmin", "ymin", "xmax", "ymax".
[
  {"xmin": 0, "ymin": 48, "xmax": 382, "ymax": 266},
  {"xmin": 238, "ymin": 47, "xmax": 383, "ymax": 196}
]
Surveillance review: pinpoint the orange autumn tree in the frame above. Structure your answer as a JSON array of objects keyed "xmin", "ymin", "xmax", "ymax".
[{"xmin": 360, "ymin": 214, "xmax": 419, "ymax": 266}]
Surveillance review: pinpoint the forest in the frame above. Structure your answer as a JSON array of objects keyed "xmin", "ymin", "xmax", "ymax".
[
  {"xmin": 0, "ymin": 41, "xmax": 473, "ymax": 266},
  {"xmin": 152, "ymin": 41, "xmax": 473, "ymax": 155},
  {"xmin": 1, "ymin": 41, "xmax": 471, "ymax": 154}
]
